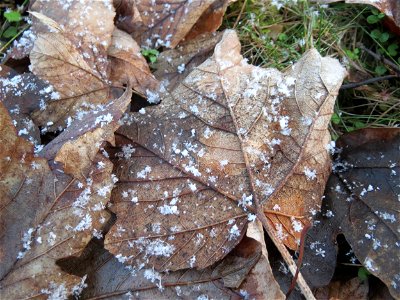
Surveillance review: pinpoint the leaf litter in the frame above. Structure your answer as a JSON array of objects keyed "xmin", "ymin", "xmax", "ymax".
[{"xmin": 0, "ymin": 0, "xmax": 397, "ymax": 299}]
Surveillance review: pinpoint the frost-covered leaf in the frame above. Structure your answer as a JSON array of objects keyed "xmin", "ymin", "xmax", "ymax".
[
  {"xmin": 153, "ymin": 31, "xmax": 223, "ymax": 91},
  {"xmin": 0, "ymin": 102, "xmax": 114, "ymax": 299},
  {"xmin": 60, "ymin": 234, "xmax": 263, "ymax": 299},
  {"xmin": 104, "ymin": 30, "xmax": 346, "ymax": 272},
  {"xmin": 108, "ymin": 28, "xmax": 161, "ymax": 97},
  {"xmin": 29, "ymin": 32, "xmax": 111, "ymax": 130},
  {"xmin": 309, "ymin": 128, "xmax": 400, "ymax": 298},
  {"xmin": 0, "ymin": 66, "xmax": 50, "ymax": 147},
  {"xmin": 8, "ymin": 0, "xmax": 115, "ymax": 61},
  {"xmin": 43, "ymin": 87, "xmax": 132, "ymax": 181},
  {"xmin": 114, "ymin": 0, "xmax": 230, "ymax": 48}
]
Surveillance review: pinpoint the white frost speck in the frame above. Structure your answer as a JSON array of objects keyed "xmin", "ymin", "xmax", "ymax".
[{"xmin": 304, "ymin": 167, "xmax": 317, "ymax": 180}]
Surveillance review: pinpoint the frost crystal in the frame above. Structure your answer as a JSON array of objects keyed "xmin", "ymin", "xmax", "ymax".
[
  {"xmin": 303, "ymin": 167, "xmax": 317, "ymax": 180},
  {"xmin": 137, "ymin": 166, "xmax": 152, "ymax": 178},
  {"xmin": 158, "ymin": 204, "xmax": 179, "ymax": 215},
  {"xmin": 94, "ymin": 113, "xmax": 113, "ymax": 127},
  {"xmin": 229, "ymin": 224, "xmax": 241, "ymax": 241}
]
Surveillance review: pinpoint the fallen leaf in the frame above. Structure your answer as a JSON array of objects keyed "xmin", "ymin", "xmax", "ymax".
[
  {"xmin": 0, "ymin": 66, "xmax": 50, "ymax": 146},
  {"xmin": 153, "ymin": 31, "xmax": 223, "ymax": 92},
  {"xmin": 306, "ymin": 128, "xmax": 400, "ymax": 298},
  {"xmin": 184, "ymin": 0, "xmax": 234, "ymax": 41},
  {"xmin": 108, "ymin": 28, "xmax": 161, "ymax": 97},
  {"xmin": 59, "ymin": 234, "xmax": 263, "ymax": 299},
  {"xmin": 43, "ymin": 87, "xmax": 132, "ymax": 181},
  {"xmin": 114, "ymin": 0, "xmax": 229, "ymax": 48},
  {"xmin": 0, "ymin": 102, "xmax": 114, "ymax": 299},
  {"xmin": 29, "ymin": 32, "xmax": 111, "ymax": 130},
  {"xmin": 103, "ymin": 30, "xmax": 346, "ymax": 273},
  {"xmin": 314, "ymin": 277, "xmax": 369, "ymax": 300},
  {"xmin": 239, "ymin": 220, "xmax": 285, "ymax": 299}
]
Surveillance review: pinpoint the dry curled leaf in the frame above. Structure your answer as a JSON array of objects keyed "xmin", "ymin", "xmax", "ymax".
[
  {"xmin": 114, "ymin": 0, "xmax": 231, "ymax": 48},
  {"xmin": 0, "ymin": 102, "xmax": 113, "ymax": 299},
  {"xmin": 239, "ymin": 221, "xmax": 285, "ymax": 299},
  {"xmin": 103, "ymin": 30, "xmax": 346, "ymax": 273},
  {"xmin": 108, "ymin": 28, "xmax": 161, "ymax": 97}
]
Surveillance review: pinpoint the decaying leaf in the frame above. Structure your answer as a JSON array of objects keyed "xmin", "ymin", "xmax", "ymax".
[
  {"xmin": 153, "ymin": 31, "xmax": 223, "ymax": 91},
  {"xmin": 113, "ymin": 0, "xmax": 230, "ymax": 48},
  {"xmin": 0, "ymin": 103, "xmax": 114, "ymax": 299},
  {"xmin": 103, "ymin": 29, "xmax": 346, "ymax": 273},
  {"xmin": 43, "ymin": 87, "xmax": 132, "ymax": 181},
  {"xmin": 239, "ymin": 221, "xmax": 285, "ymax": 299},
  {"xmin": 0, "ymin": 65, "xmax": 50, "ymax": 146},
  {"xmin": 59, "ymin": 233, "xmax": 262, "ymax": 299},
  {"xmin": 29, "ymin": 32, "xmax": 111, "ymax": 130},
  {"xmin": 108, "ymin": 28, "xmax": 161, "ymax": 97},
  {"xmin": 314, "ymin": 277, "xmax": 369, "ymax": 300},
  {"xmin": 184, "ymin": 0, "xmax": 234, "ymax": 41},
  {"xmin": 305, "ymin": 128, "xmax": 400, "ymax": 298}
]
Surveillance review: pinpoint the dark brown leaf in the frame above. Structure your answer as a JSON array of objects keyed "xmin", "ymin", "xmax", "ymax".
[
  {"xmin": 62, "ymin": 234, "xmax": 263, "ymax": 299},
  {"xmin": 113, "ymin": 0, "xmax": 230, "ymax": 48},
  {"xmin": 306, "ymin": 128, "xmax": 400, "ymax": 298}
]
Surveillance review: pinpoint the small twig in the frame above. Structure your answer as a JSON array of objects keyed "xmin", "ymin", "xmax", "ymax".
[
  {"xmin": 358, "ymin": 43, "xmax": 400, "ymax": 75},
  {"xmin": 340, "ymin": 74, "xmax": 399, "ymax": 90},
  {"xmin": 256, "ymin": 212, "xmax": 316, "ymax": 300},
  {"xmin": 233, "ymin": 0, "xmax": 247, "ymax": 29}
]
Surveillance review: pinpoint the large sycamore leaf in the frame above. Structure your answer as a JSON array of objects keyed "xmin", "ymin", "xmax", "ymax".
[
  {"xmin": 0, "ymin": 102, "xmax": 114, "ymax": 299},
  {"xmin": 307, "ymin": 128, "xmax": 400, "ymax": 298},
  {"xmin": 103, "ymin": 30, "xmax": 346, "ymax": 271},
  {"xmin": 113, "ymin": 0, "xmax": 231, "ymax": 48},
  {"xmin": 29, "ymin": 32, "xmax": 111, "ymax": 130}
]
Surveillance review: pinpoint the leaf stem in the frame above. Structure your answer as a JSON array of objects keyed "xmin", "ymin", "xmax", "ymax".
[{"xmin": 256, "ymin": 211, "xmax": 316, "ymax": 300}]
